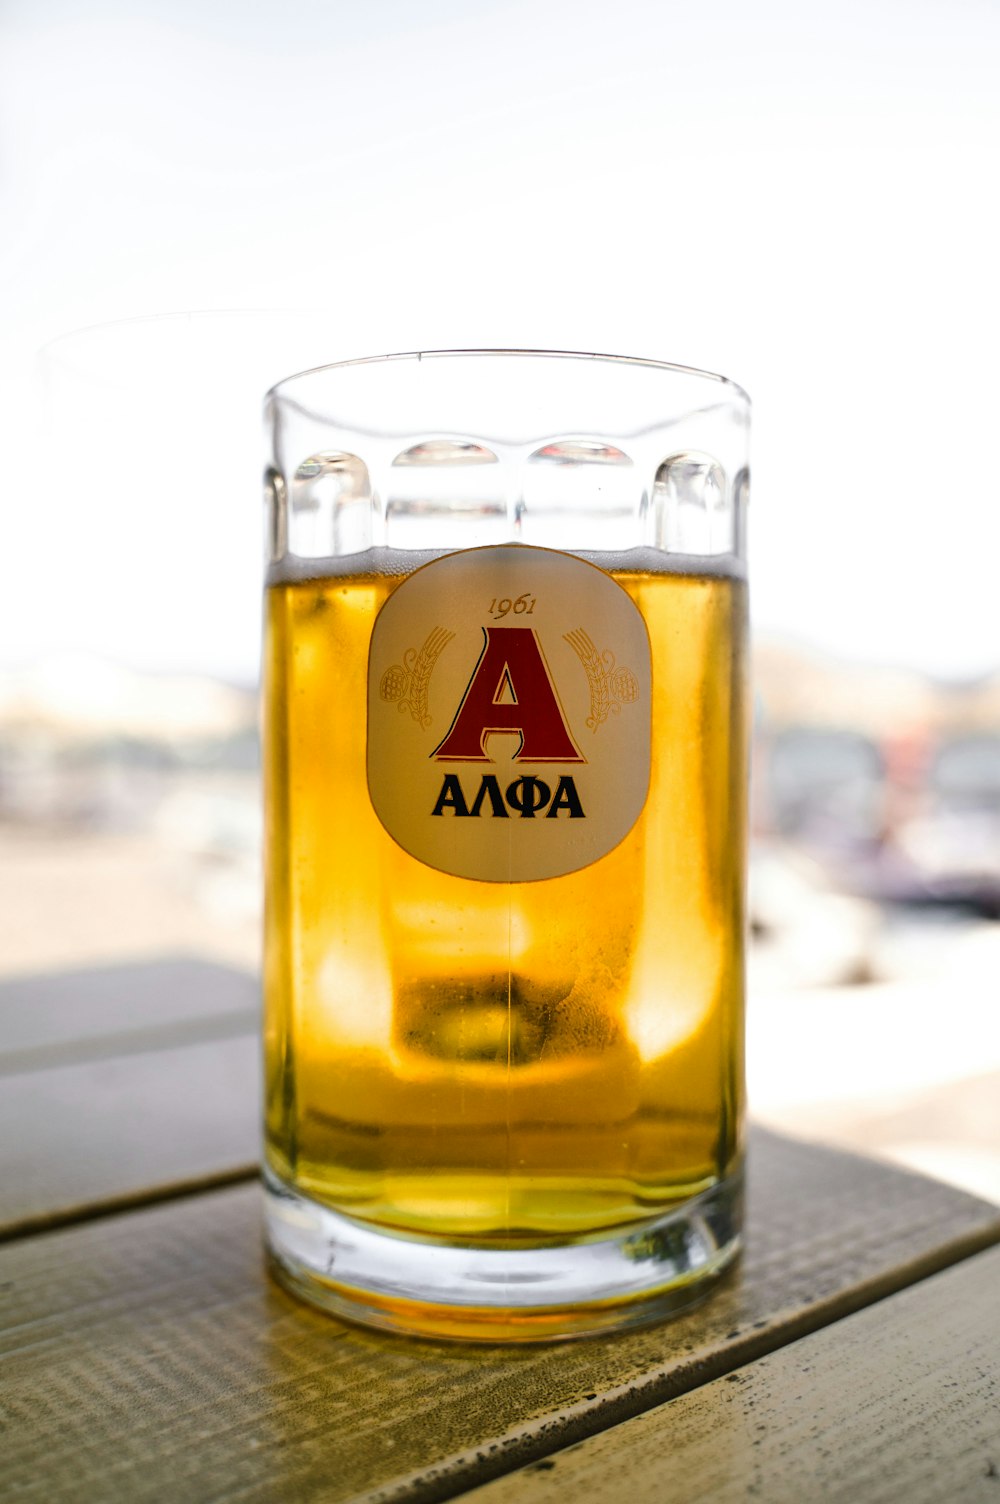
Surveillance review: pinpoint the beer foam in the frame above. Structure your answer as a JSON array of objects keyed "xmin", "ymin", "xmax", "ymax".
[
  {"xmin": 579, "ymin": 546, "xmax": 746, "ymax": 582},
  {"xmin": 266, "ymin": 545, "xmax": 745, "ymax": 589}
]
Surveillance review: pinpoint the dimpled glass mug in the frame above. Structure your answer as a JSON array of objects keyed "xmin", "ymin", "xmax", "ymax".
[{"xmin": 262, "ymin": 351, "xmax": 750, "ymax": 1340}]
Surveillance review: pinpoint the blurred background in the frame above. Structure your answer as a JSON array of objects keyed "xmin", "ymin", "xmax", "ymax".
[{"xmin": 1, "ymin": 0, "xmax": 998, "ymax": 1199}]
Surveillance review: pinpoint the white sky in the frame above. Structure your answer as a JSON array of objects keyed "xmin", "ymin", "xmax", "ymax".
[{"xmin": 1, "ymin": 0, "xmax": 998, "ymax": 682}]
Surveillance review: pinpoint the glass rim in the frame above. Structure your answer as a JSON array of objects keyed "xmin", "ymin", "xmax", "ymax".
[{"xmin": 265, "ymin": 348, "xmax": 751, "ymax": 409}]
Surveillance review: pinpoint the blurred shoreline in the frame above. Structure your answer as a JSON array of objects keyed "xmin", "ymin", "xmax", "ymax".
[{"xmin": 1, "ymin": 640, "xmax": 997, "ymax": 1205}]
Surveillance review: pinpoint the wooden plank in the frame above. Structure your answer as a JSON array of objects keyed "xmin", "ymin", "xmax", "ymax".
[
  {"xmin": 1, "ymin": 1132, "xmax": 998, "ymax": 1503},
  {"xmin": 0, "ymin": 956, "xmax": 258, "ymax": 1073},
  {"xmin": 463, "ymin": 1244, "xmax": 1000, "ymax": 1504},
  {"xmin": 0, "ymin": 1035, "xmax": 259, "ymax": 1239}
]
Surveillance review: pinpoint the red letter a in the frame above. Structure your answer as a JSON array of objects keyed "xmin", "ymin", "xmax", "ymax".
[{"xmin": 433, "ymin": 628, "xmax": 582, "ymax": 763}]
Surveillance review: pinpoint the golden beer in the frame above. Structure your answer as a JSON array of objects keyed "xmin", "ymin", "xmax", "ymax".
[{"xmin": 263, "ymin": 555, "xmax": 747, "ymax": 1246}]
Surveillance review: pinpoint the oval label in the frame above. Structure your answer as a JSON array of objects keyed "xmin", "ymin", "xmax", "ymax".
[{"xmin": 367, "ymin": 545, "xmax": 651, "ymax": 882}]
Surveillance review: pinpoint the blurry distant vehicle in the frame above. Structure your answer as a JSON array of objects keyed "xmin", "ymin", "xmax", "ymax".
[
  {"xmin": 895, "ymin": 732, "xmax": 1000, "ymax": 916},
  {"xmin": 757, "ymin": 722, "xmax": 1000, "ymax": 917},
  {"xmin": 763, "ymin": 727, "xmax": 885, "ymax": 849},
  {"xmin": 932, "ymin": 733, "xmax": 1000, "ymax": 811}
]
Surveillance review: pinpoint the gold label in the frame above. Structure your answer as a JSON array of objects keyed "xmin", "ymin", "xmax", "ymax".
[{"xmin": 368, "ymin": 545, "xmax": 651, "ymax": 882}]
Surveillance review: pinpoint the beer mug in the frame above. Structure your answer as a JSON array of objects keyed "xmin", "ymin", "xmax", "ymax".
[{"xmin": 262, "ymin": 351, "xmax": 750, "ymax": 1340}]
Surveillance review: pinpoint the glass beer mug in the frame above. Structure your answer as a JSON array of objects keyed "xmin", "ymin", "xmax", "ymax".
[{"xmin": 262, "ymin": 351, "xmax": 750, "ymax": 1340}]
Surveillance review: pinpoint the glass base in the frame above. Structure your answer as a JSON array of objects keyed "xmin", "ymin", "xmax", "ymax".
[{"xmin": 263, "ymin": 1162, "xmax": 743, "ymax": 1342}]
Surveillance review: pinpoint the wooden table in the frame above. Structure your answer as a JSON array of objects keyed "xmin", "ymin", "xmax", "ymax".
[{"xmin": 2, "ymin": 957, "xmax": 999, "ymax": 1503}]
